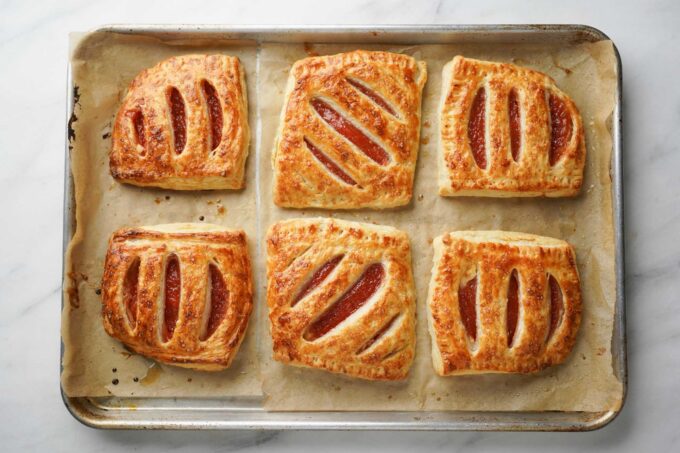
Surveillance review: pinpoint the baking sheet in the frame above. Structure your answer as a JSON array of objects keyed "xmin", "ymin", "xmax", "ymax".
[{"xmin": 62, "ymin": 31, "xmax": 622, "ymax": 412}]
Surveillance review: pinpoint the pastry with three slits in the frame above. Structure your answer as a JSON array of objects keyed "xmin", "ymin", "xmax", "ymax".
[
  {"xmin": 438, "ymin": 56, "xmax": 586, "ymax": 197},
  {"xmin": 110, "ymin": 55, "xmax": 250, "ymax": 190},
  {"xmin": 101, "ymin": 223, "xmax": 253, "ymax": 371},
  {"xmin": 266, "ymin": 218, "xmax": 416, "ymax": 380},
  {"xmin": 426, "ymin": 230, "xmax": 582, "ymax": 375}
]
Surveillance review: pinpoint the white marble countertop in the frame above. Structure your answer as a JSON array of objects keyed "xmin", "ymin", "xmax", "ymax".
[{"xmin": 1, "ymin": 0, "xmax": 678, "ymax": 450}]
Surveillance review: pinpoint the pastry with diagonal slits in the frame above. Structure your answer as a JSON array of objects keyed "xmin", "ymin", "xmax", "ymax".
[
  {"xmin": 426, "ymin": 231, "xmax": 581, "ymax": 375},
  {"xmin": 110, "ymin": 55, "xmax": 250, "ymax": 190},
  {"xmin": 101, "ymin": 223, "xmax": 253, "ymax": 371},
  {"xmin": 266, "ymin": 218, "xmax": 416, "ymax": 380},
  {"xmin": 439, "ymin": 56, "xmax": 586, "ymax": 197},
  {"xmin": 273, "ymin": 50, "xmax": 427, "ymax": 209}
]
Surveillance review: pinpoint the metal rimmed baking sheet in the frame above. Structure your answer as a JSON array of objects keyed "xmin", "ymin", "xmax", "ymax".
[{"xmin": 61, "ymin": 24, "xmax": 626, "ymax": 431}]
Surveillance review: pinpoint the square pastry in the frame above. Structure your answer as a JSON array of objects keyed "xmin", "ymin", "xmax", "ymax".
[
  {"xmin": 426, "ymin": 231, "xmax": 581, "ymax": 375},
  {"xmin": 101, "ymin": 223, "xmax": 253, "ymax": 371},
  {"xmin": 110, "ymin": 55, "xmax": 250, "ymax": 190},
  {"xmin": 439, "ymin": 56, "xmax": 586, "ymax": 197},
  {"xmin": 272, "ymin": 50, "xmax": 427, "ymax": 209},
  {"xmin": 265, "ymin": 218, "xmax": 416, "ymax": 380}
]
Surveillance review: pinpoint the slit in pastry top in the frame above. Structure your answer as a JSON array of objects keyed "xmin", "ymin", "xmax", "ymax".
[
  {"xmin": 303, "ymin": 138, "xmax": 357, "ymax": 186},
  {"xmin": 346, "ymin": 77, "xmax": 399, "ymax": 118},
  {"xmin": 304, "ymin": 262, "xmax": 385, "ymax": 341},
  {"xmin": 168, "ymin": 87, "xmax": 187, "ymax": 154},
  {"xmin": 310, "ymin": 97, "xmax": 390, "ymax": 166},
  {"xmin": 131, "ymin": 110, "xmax": 146, "ymax": 150},
  {"xmin": 355, "ymin": 312, "xmax": 400, "ymax": 355},
  {"xmin": 468, "ymin": 87, "xmax": 487, "ymax": 169},
  {"xmin": 201, "ymin": 263, "xmax": 230, "ymax": 341},
  {"xmin": 123, "ymin": 258, "xmax": 140, "ymax": 328},
  {"xmin": 546, "ymin": 274, "xmax": 564, "ymax": 342},
  {"xmin": 548, "ymin": 93, "xmax": 573, "ymax": 166},
  {"xmin": 506, "ymin": 269, "xmax": 520, "ymax": 347},
  {"xmin": 201, "ymin": 80, "xmax": 223, "ymax": 151},
  {"xmin": 292, "ymin": 254, "xmax": 345, "ymax": 307},
  {"xmin": 458, "ymin": 274, "xmax": 478, "ymax": 341},
  {"xmin": 508, "ymin": 89, "xmax": 522, "ymax": 162},
  {"xmin": 163, "ymin": 255, "xmax": 181, "ymax": 342}
]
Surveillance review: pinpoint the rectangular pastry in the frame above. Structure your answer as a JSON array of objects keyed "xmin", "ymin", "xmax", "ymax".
[
  {"xmin": 272, "ymin": 50, "xmax": 427, "ymax": 209},
  {"xmin": 110, "ymin": 54, "xmax": 250, "ymax": 190},
  {"xmin": 426, "ymin": 231, "xmax": 581, "ymax": 375},
  {"xmin": 439, "ymin": 56, "xmax": 585, "ymax": 197},
  {"xmin": 265, "ymin": 218, "xmax": 416, "ymax": 380},
  {"xmin": 101, "ymin": 223, "xmax": 253, "ymax": 371}
]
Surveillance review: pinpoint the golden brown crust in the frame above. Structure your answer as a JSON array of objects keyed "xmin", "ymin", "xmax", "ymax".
[
  {"xmin": 426, "ymin": 231, "xmax": 581, "ymax": 375},
  {"xmin": 101, "ymin": 223, "xmax": 253, "ymax": 371},
  {"xmin": 273, "ymin": 50, "xmax": 427, "ymax": 209},
  {"xmin": 439, "ymin": 56, "xmax": 586, "ymax": 197},
  {"xmin": 266, "ymin": 218, "xmax": 416, "ymax": 380},
  {"xmin": 110, "ymin": 55, "xmax": 250, "ymax": 190}
]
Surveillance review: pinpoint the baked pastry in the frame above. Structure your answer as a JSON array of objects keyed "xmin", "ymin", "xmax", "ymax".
[
  {"xmin": 110, "ymin": 55, "xmax": 249, "ymax": 190},
  {"xmin": 266, "ymin": 218, "xmax": 416, "ymax": 380},
  {"xmin": 439, "ymin": 56, "xmax": 585, "ymax": 197},
  {"xmin": 272, "ymin": 50, "xmax": 427, "ymax": 209},
  {"xmin": 101, "ymin": 223, "xmax": 253, "ymax": 371},
  {"xmin": 426, "ymin": 231, "xmax": 581, "ymax": 375}
]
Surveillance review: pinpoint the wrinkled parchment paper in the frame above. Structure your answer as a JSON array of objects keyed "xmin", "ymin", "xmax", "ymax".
[
  {"xmin": 63, "ymin": 31, "xmax": 622, "ymax": 412},
  {"xmin": 258, "ymin": 40, "xmax": 621, "ymax": 412},
  {"xmin": 62, "ymin": 33, "xmax": 261, "ymax": 397}
]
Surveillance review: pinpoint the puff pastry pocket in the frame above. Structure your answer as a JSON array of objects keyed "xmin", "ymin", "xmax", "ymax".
[
  {"xmin": 110, "ymin": 55, "xmax": 250, "ymax": 190},
  {"xmin": 439, "ymin": 56, "xmax": 585, "ymax": 197},
  {"xmin": 426, "ymin": 231, "xmax": 581, "ymax": 375},
  {"xmin": 272, "ymin": 50, "xmax": 427, "ymax": 209},
  {"xmin": 101, "ymin": 223, "xmax": 253, "ymax": 371},
  {"xmin": 266, "ymin": 218, "xmax": 416, "ymax": 380}
]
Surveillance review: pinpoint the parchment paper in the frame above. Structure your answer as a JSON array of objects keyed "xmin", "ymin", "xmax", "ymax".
[
  {"xmin": 62, "ymin": 33, "xmax": 262, "ymax": 397},
  {"xmin": 258, "ymin": 40, "xmax": 622, "ymax": 412},
  {"xmin": 62, "ymin": 31, "xmax": 622, "ymax": 412}
]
